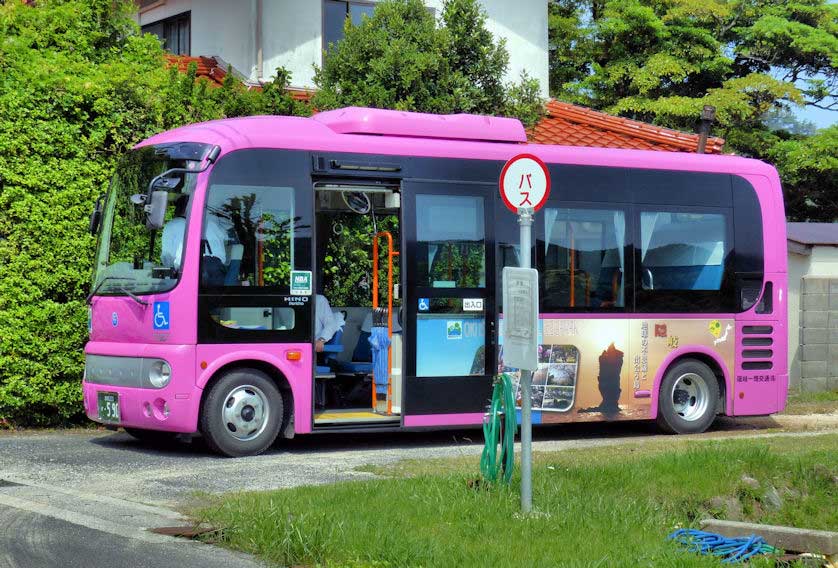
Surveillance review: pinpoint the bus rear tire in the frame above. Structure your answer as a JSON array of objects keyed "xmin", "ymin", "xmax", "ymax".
[
  {"xmin": 200, "ymin": 367, "xmax": 283, "ymax": 457},
  {"xmin": 656, "ymin": 359, "xmax": 719, "ymax": 435}
]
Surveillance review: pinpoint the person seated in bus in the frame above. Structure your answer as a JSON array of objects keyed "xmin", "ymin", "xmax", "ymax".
[
  {"xmin": 162, "ymin": 194, "xmax": 227, "ymax": 276},
  {"xmin": 315, "ymin": 294, "xmax": 344, "ymax": 353},
  {"xmin": 161, "ymin": 195, "xmax": 189, "ymax": 270}
]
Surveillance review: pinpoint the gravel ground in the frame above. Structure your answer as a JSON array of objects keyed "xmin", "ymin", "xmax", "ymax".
[{"xmin": 1, "ymin": 413, "xmax": 836, "ymax": 509}]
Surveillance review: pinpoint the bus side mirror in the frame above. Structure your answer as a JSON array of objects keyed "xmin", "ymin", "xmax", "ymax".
[
  {"xmin": 145, "ymin": 190, "xmax": 168, "ymax": 230},
  {"xmin": 89, "ymin": 197, "xmax": 103, "ymax": 235}
]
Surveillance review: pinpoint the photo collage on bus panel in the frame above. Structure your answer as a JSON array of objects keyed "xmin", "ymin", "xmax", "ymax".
[{"xmin": 503, "ymin": 344, "xmax": 579, "ymax": 412}]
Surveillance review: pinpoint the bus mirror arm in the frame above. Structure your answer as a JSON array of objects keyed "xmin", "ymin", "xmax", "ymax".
[
  {"xmin": 141, "ymin": 145, "xmax": 222, "ymax": 231},
  {"xmin": 89, "ymin": 195, "xmax": 103, "ymax": 236},
  {"xmin": 144, "ymin": 145, "xmax": 221, "ymax": 217},
  {"xmin": 143, "ymin": 144, "xmax": 221, "ymax": 209}
]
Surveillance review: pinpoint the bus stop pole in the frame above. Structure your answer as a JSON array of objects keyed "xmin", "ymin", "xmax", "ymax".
[{"xmin": 518, "ymin": 207, "xmax": 534, "ymax": 513}]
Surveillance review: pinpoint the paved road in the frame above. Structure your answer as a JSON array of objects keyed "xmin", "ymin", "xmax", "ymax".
[
  {"xmin": 0, "ymin": 415, "xmax": 835, "ymax": 568},
  {"xmin": 0, "ymin": 503, "xmax": 260, "ymax": 568}
]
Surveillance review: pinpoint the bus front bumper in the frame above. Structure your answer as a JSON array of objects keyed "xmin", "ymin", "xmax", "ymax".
[{"xmin": 83, "ymin": 344, "xmax": 201, "ymax": 434}]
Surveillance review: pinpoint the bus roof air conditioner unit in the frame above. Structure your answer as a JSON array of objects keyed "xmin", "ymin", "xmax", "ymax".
[{"xmin": 313, "ymin": 107, "xmax": 527, "ymax": 144}]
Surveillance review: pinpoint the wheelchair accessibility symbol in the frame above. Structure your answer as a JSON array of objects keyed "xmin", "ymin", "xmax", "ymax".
[
  {"xmin": 418, "ymin": 298, "xmax": 430, "ymax": 312},
  {"xmin": 153, "ymin": 302, "xmax": 170, "ymax": 331}
]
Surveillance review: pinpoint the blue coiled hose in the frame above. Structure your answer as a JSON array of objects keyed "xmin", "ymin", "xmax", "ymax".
[
  {"xmin": 668, "ymin": 529, "xmax": 780, "ymax": 563},
  {"xmin": 480, "ymin": 373, "xmax": 516, "ymax": 484}
]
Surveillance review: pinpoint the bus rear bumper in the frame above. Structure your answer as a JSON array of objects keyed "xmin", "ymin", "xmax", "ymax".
[{"xmin": 83, "ymin": 381, "xmax": 202, "ymax": 434}]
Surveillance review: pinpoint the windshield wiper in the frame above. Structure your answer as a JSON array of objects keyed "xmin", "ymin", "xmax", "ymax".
[
  {"xmin": 118, "ymin": 287, "xmax": 149, "ymax": 307},
  {"xmin": 86, "ymin": 276, "xmax": 136, "ymax": 305}
]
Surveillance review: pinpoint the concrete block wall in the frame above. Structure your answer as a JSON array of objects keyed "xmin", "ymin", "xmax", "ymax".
[{"xmin": 798, "ymin": 277, "xmax": 838, "ymax": 392}]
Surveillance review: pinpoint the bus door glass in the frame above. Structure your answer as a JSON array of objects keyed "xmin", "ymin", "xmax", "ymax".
[{"xmin": 402, "ymin": 182, "xmax": 495, "ymax": 417}]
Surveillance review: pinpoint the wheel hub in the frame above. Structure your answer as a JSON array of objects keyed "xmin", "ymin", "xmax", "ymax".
[
  {"xmin": 222, "ymin": 385, "xmax": 269, "ymax": 441},
  {"xmin": 670, "ymin": 372, "xmax": 710, "ymax": 422}
]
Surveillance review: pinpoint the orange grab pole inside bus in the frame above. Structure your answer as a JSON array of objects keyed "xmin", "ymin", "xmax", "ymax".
[{"xmin": 372, "ymin": 231, "xmax": 398, "ymax": 415}]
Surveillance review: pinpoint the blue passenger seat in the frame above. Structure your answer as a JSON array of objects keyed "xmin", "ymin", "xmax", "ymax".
[
  {"xmin": 334, "ymin": 326, "xmax": 374, "ymax": 374},
  {"xmin": 316, "ymin": 328, "xmax": 344, "ymax": 376},
  {"xmin": 333, "ymin": 310, "xmax": 401, "ymax": 375}
]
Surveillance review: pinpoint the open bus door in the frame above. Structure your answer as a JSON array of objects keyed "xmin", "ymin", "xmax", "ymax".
[{"xmin": 311, "ymin": 182, "xmax": 404, "ymax": 427}]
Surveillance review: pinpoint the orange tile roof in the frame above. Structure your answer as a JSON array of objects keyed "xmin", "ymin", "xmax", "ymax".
[
  {"xmin": 164, "ymin": 54, "xmax": 228, "ymax": 86},
  {"xmin": 164, "ymin": 54, "xmax": 315, "ymax": 102},
  {"xmin": 530, "ymin": 100, "xmax": 725, "ymax": 154}
]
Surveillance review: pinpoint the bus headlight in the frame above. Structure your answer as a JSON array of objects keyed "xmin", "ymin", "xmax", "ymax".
[{"xmin": 148, "ymin": 360, "xmax": 172, "ymax": 389}]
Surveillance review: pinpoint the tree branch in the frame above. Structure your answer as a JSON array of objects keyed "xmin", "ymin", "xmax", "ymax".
[{"xmin": 808, "ymin": 101, "xmax": 838, "ymax": 111}]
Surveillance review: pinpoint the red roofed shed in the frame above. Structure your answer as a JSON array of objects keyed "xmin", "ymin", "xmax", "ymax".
[{"xmin": 529, "ymin": 100, "xmax": 725, "ymax": 154}]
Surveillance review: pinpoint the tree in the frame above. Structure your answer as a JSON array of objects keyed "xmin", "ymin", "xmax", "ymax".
[
  {"xmin": 0, "ymin": 0, "xmax": 308, "ymax": 426},
  {"xmin": 313, "ymin": 0, "xmax": 544, "ymax": 126},
  {"xmin": 548, "ymin": 0, "xmax": 838, "ymax": 219},
  {"xmin": 771, "ymin": 125, "xmax": 838, "ymax": 221}
]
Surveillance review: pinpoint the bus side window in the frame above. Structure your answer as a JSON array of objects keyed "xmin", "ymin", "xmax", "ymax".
[
  {"xmin": 201, "ymin": 185, "xmax": 296, "ymax": 288},
  {"xmin": 640, "ymin": 212, "xmax": 727, "ymax": 292},
  {"xmin": 539, "ymin": 207, "xmax": 626, "ymax": 311},
  {"xmin": 636, "ymin": 210, "xmax": 732, "ymax": 313}
]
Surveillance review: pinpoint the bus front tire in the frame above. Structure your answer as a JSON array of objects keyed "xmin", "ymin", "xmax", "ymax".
[
  {"xmin": 656, "ymin": 359, "xmax": 719, "ymax": 435},
  {"xmin": 200, "ymin": 368, "xmax": 283, "ymax": 457}
]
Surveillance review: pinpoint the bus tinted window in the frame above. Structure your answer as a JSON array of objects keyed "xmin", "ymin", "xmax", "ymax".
[
  {"xmin": 539, "ymin": 207, "xmax": 626, "ymax": 310},
  {"xmin": 640, "ymin": 212, "xmax": 727, "ymax": 292},
  {"xmin": 415, "ymin": 194, "xmax": 485, "ymax": 288},
  {"xmin": 202, "ymin": 184, "xmax": 297, "ymax": 287}
]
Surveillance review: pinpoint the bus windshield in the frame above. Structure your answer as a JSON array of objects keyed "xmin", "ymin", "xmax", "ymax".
[{"xmin": 92, "ymin": 146, "xmax": 200, "ymax": 296}]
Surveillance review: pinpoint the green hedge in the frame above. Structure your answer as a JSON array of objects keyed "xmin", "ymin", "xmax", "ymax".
[{"xmin": 0, "ymin": 0, "xmax": 307, "ymax": 426}]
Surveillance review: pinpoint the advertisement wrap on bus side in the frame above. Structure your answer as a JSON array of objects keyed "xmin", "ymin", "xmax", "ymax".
[{"xmin": 497, "ymin": 317, "xmax": 735, "ymax": 424}]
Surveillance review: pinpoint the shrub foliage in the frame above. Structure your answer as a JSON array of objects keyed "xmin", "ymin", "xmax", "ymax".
[{"xmin": 0, "ymin": 0, "xmax": 306, "ymax": 426}]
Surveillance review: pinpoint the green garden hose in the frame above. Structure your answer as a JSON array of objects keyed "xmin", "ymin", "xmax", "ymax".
[{"xmin": 480, "ymin": 373, "xmax": 516, "ymax": 484}]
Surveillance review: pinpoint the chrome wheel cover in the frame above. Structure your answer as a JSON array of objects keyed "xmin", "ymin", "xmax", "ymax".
[
  {"xmin": 670, "ymin": 372, "xmax": 710, "ymax": 422},
  {"xmin": 222, "ymin": 384, "xmax": 269, "ymax": 442}
]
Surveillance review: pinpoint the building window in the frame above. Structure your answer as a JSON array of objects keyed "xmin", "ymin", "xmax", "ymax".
[
  {"xmin": 323, "ymin": 1, "xmax": 376, "ymax": 51},
  {"xmin": 142, "ymin": 11, "xmax": 190, "ymax": 56}
]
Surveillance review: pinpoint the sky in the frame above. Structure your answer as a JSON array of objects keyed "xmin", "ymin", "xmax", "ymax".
[{"xmin": 798, "ymin": 104, "xmax": 837, "ymax": 130}]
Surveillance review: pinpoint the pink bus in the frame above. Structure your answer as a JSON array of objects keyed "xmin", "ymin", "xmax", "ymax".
[{"xmin": 84, "ymin": 107, "xmax": 787, "ymax": 457}]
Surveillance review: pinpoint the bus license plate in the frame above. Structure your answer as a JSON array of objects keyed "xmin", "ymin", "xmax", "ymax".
[{"xmin": 97, "ymin": 392, "xmax": 120, "ymax": 424}]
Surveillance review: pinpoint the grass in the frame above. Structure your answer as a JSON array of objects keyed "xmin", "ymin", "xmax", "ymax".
[
  {"xmin": 784, "ymin": 388, "xmax": 838, "ymax": 415},
  {"xmin": 194, "ymin": 433, "xmax": 838, "ymax": 568}
]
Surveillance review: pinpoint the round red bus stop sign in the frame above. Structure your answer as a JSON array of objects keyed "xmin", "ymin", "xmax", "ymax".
[{"xmin": 499, "ymin": 153, "xmax": 551, "ymax": 213}]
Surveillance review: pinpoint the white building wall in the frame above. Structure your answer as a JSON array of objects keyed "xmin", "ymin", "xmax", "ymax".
[
  {"xmin": 808, "ymin": 246, "xmax": 838, "ymax": 273},
  {"xmin": 423, "ymin": 0, "xmax": 549, "ymax": 97},
  {"xmin": 138, "ymin": 0, "xmax": 257, "ymax": 80},
  {"xmin": 261, "ymin": 1, "xmax": 323, "ymax": 87},
  {"xmin": 787, "ymin": 252, "xmax": 810, "ymax": 386},
  {"xmin": 481, "ymin": 0, "xmax": 549, "ymax": 97},
  {"xmin": 138, "ymin": 0, "xmax": 549, "ymax": 95}
]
